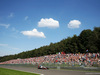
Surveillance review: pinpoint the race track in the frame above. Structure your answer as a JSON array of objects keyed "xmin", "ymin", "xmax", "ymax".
[{"xmin": 0, "ymin": 65, "xmax": 100, "ymax": 75}]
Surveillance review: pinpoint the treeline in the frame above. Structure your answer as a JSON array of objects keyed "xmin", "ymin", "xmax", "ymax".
[{"xmin": 0, "ymin": 27, "xmax": 100, "ymax": 62}]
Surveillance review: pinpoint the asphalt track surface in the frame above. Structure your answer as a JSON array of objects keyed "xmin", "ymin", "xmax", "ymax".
[{"xmin": 0, "ymin": 65, "xmax": 100, "ymax": 75}]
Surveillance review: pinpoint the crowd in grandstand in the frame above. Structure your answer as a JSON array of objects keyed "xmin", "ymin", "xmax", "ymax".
[{"xmin": 0, "ymin": 53, "xmax": 100, "ymax": 67}]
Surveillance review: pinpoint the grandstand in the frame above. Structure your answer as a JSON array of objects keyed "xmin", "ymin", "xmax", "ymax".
[{"xmin": 0, "ymin": 53, "xmax": 100, "ymax": 68}]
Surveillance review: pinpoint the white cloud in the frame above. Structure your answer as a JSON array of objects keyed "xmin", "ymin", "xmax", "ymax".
[
  {"xmin": 0, "ymin": 43, "xmax": 20, "ymax": 50},
  {"xmin": 0, "ymin": 44, "xmax": 8, "ymax": 46},
  {"xmin": 12, "ymin": 27, "xmax": 19, "ymax": 32},
  {"xmin": 0, "ymin": 24, "xmax": 10, "ymax": 28},
  {"xmin": 25, "ymin": 16, "xmax": 28, "ymax": 20},
  {"xmin": 11, "ymin": 47, "xmax": 20, "ymax": 50},
  {"xmin": 8, "ymin": 13, "xmax": 14, "ymax": 18},
  {"xmin": 21, "ymin": 28, "xmax": 46, "ymax": 38},
  {"xmin": 68, "ymin": 20, "xmax": 81, "ymax": 28},
  {"xmin": 38, "ymin": 18, "xmax": 59, "ymax": 28}
]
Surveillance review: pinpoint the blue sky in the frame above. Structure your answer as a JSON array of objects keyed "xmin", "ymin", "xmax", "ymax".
[{"xmin": 0, "ymin": 0, "xmax": 100, "ymax": 56}]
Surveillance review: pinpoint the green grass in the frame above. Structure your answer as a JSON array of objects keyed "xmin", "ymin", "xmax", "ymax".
[{"xmin": 0, "ymin": 68, "xmax": 39, "ymax": 75}]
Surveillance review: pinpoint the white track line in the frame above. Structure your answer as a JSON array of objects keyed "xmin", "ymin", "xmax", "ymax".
[
  {"xmin": 85, "ymin": 73, "xmax": 100, "ymax": 75},
  {"xmin": 16, "ymin": 70, "xmax": 44, "ymax": 75}
]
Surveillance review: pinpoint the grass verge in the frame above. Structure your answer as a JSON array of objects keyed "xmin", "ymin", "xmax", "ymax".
[{"xmin": 0, "ymin": 67, "xmax": 39, "ymax": 75}]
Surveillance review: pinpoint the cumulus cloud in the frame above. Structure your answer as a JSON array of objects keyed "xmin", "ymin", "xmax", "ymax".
[
  {"xmin": 21, "ymin": 28, "xmax": 46, "ymax": 38},
  {"xmin": 68, "ymin": 20, "xmax": 81, "ymax": 28},
  {"xmin": 38, "ymin": 18, "xmax": 59, "ymax": 28},
  {"xmin": 8, "ymin": 13, "xmax": 14, "ymax": 18},
  {"xmin": 25, "ymin": 16, "xmax": 28, "ymax": 20},
  {"xmin": 0, "ymin": 24, "xmax": 10, "ymax": 28}
]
